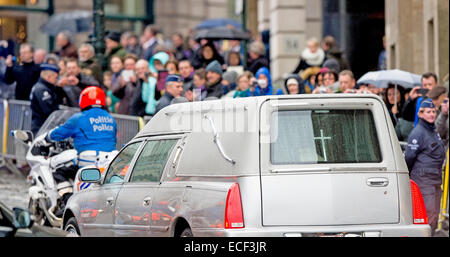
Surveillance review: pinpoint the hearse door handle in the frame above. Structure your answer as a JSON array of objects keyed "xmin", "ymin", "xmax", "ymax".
[
  {"xmin": 143, "ymin": 197, "xmax": 152, "ymax": 206},
  {"xmin": 366, "ymin": 178, "xmax": 389, "ymax": 187},
  {"xmin": 106, "ymin": 197, "xmax": 114, "ymax": 206}
]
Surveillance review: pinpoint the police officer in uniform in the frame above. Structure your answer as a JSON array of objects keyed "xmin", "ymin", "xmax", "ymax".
[
  {"xmin": 405, "ymin": 99, "xmax": 446, "ymax": 235},
  {"xmin": 29, "ymin": 64, "xmax": 63, "ymax": 135},
  {"xmin": 39, "ymin": 86, "xmax": 118, "ymax": 216}
]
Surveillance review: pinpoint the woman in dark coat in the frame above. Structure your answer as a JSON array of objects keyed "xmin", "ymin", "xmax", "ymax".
[
  {"xmin": 194, "ymin": 41, "xmax": 224, "ymax": 69},
  {"xmin": 383, "ymin": 83, "xmax": 406, "ymax": 127},
  {"xmin": 404, "ymin": 99, "xmax": 446, "ymax": 235}
]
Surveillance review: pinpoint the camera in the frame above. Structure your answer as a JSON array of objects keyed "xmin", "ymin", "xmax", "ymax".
[{"xmin": 417, "ymin": 88, "xmax": 429, "ymax": 96}]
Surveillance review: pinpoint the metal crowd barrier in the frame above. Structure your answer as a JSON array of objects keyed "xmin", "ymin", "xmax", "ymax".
[
  {"xmin": 0, "ymin": 100, "xmax": 4, "ymax": 159},
  {"xmin": 111, "ymin": 112, "xmax": 141, "ymax": 149},
  {"xmin": 0, "ymin": 98, "xmax": 148, "ymax": 162},
  {"xmin": 5, "ymin": 99, "xmax": 32, "ymax": 160},
  {"xmin": 438, "ymin": 149, "xmax": 449, "ymax": 233}
]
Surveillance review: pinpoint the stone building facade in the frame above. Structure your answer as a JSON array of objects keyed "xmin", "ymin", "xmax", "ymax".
[{"xmin": 385, "ymin": 0, "xmax": 449, "ymax": 84}]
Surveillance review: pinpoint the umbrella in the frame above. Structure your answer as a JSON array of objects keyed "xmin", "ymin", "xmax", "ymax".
[
  {"xmin": 195, "ymin": 18, "xmax": 242, "ymax": 30},
  {"xmin": 40, "ymin": 10, "xmax": 92, "ymax": 36},
  {"xmin": 194, "ymin": 27, "xmax": 249, "ymax": 41},
  {"xmin": 357, "ymin": 69, "xmax": 422, "ymax": 89},
  {"xmin": 357, "ymin": 69, "xmax": 422, "ymax": 108}
]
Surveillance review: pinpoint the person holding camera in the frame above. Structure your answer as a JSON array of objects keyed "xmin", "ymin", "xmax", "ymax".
[
  {"xmin": 401, "ymin": 72, "xmax": 439, "ymax": 126},
  {"xmin": 233, "ymin": 71, "xmax": 257, "ymax": 98},
  {"xmin": 4, "ymin": 43, "xmax": 41, "ymax": 101},
  {"xmin": 129, "ymin": 59, "xmax": 161, "ymax": 117},
  {"xmin": 111, "ymin": 54, "xmax": 138, "ymax": 115},
  {"xmin": 436, "ymin": 96, "xmax": 449, "ymax": 148},
  {"xmin": 56, "ymin": 58, "xmax": 99, "ymax": 107}
]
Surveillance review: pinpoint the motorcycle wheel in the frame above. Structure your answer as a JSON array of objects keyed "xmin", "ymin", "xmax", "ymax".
[
  {"xmin": 64, "ymin": 217, "xmax": 80, "ymax": 236},
  {"xmin": 28, "ymin": 198, "xmax": 51, "ymax": 226}
]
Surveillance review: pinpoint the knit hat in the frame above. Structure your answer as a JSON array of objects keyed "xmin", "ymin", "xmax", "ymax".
[
  {"xmin": 322, "ymin": 58, "xmax": 340, "ymax": 73},
  {"xmin": 222, "ymin": 71, "xmax": 238, "ymax": 84},
  {"xmin": 205, "ymin": 60, "xmax": 223, "ymax": 75},
  {"xmin": 286, "ymin": 78, "xmax": 299, "ymax": 85},
  {"xmin": 420, "ymin": 98, "xmax": 435, "ymax": 109},
  {"xmin": 106, "ymin": 31, "xmax": 121, "ymax": 43}
]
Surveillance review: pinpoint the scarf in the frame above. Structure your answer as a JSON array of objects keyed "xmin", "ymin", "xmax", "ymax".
[
  {"xmin": 301, "ymin": 48, "xmax": 325, "ymax": 66},
  {"xmin": 233, "ymin": 88, "xmax": 251, "ymax": 98}
]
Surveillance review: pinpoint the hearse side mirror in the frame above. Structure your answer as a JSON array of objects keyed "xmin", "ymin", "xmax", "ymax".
[
  {"xmin": 79, "ymin": 168, "xmax": 102, "ymax": 183},
  {"xmin": 13, "ymin": 208, "xmax": 33, "ymax": 229}
]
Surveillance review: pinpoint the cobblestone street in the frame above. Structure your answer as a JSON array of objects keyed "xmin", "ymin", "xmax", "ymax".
[{"xmin": 0, "ymin": 167, "xmax": 29, "ymax": 210}]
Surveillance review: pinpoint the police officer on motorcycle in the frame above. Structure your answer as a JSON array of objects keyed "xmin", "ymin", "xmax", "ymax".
[
  {"xmin": 38, "ymin": 86, "xmax": 117, "ymax": 217},
  {"xmin": 405, "ymin": 99, "xmax": 446, "ymax": 235}
]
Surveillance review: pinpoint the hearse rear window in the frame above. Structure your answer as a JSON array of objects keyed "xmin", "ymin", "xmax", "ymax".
[{"xmin": 271, "ymin": 110, "xmax": 382, "ymax": 164}]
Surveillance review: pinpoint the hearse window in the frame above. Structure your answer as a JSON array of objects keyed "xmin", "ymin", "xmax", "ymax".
[
  {"xmin": 129, "ymin": 139, "xmax": 178, "ymax": 183},
  {"xmin": 104, "ymin": 142, "xmax": 141, "ymax": 184},
  {"xmin": 271, "ymin": 110, "xmax": 382, "ymax": 164}
]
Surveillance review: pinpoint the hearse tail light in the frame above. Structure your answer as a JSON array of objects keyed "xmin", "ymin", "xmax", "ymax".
[
  {"xmin": 225, "ymin": 183, "xmax": 245, "ymax": 229},
  {"xmin": 410, "ymin": 180, "xmax": 428, "ymax": 225}
]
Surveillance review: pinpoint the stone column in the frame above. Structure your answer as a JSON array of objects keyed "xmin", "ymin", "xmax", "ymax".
[
  {"xmin": 385, "ymin": 0, "xmax": 424, "ymax": 74},
  {"xmin": 257, "ymin": 0, "xmax": 270, "ymax": 32},
  {"xmin": 437, "ymin": 0, "xmax": 449, "ymax": 83},
  {"xmin": 269, "ymin": 0, "xmax": 306, "ymax": 83},
  {"xmin": 423, "ymin": 0, "xmax": 449, "ymax": 83},
  {"xmin": 26, "ymin": 0, "xmax": 49, "ymax": 51},
  {"xmin": 246, "ymin": 0, "xmax": 258, "ymax": 37},
  {"xmin": 305, "ymin": 0, "xmax": 322, "ymax": 42}
]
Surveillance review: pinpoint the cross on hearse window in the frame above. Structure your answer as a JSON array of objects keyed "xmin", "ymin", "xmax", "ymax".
[{"xmin": 313, "ymin": 129, "xmax": 332, "ymax": 162}]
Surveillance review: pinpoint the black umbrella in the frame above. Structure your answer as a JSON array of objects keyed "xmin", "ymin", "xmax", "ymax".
[
  {"xmin": 40, "ymin": 11, "xmax": 92, "ymax": 36},
  {"xmin": 195, "ymin": 18, "xmax": 242, "ymax": 30},
  {"xmin": 194, "ymin": 27, "xmax": 249, "ymax": 41}
]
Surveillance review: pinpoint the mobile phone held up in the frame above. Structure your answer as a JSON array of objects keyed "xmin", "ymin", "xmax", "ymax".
[
  {"xmin": 417, "ymin": 88, "xmax": 429, "ymax": 96},
  {"xmin": 156, "ymin": 69, "xmax": 169, "ymax": 91}
]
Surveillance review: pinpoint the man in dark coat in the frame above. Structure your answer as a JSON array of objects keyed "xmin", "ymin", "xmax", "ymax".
[
  {"xmin": 178, "ymin": 59, "xmax": 194, "ymax": 95},
  {"xmin": 4, "ymin": 43, "xmax": 41, "ymax": 100},
  {"xmin": 402, "ymin": 73, "xmax": 439, "ymax": 121},
  {"xmin": 30, "ymin": 64, "xmax": 63, "ymax": 135},
  {"xmin": 205, "ymin": 60, "xmax": 224, "ymax": 98},
  {"xmin": 78, "ymin": 43, "xmax": 102, "ymax": 84},
  {"xmin": 104, "ymin": 31, "xmax": 128, "ymax": 71},
  {"xmin": 247, "ymin": 41, "xmax": 269, "ymax": 75},
  {"xmin": 55, "ymin": 31, "xmax": 78, "ymax": 59},
  {"xmin": 141, "ymin": 25, "xmax": 159, "ymax": 61},
  {"xmin": 57, "ymin": 58, "xmax": 99, "ymax": 107}
]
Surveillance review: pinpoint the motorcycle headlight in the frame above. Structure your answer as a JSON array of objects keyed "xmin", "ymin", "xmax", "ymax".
[{"xmin": 27, "ymin": 175, "xmax": 36, "ymax": 186}]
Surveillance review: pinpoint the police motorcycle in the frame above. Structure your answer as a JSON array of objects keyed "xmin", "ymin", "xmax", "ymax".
[{"xmin": 11, "ymin": 109, "xmax": 117, "ymax": 228}]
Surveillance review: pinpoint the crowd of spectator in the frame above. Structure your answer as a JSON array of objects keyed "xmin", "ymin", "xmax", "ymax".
[{"xmin": 0, "ymin": 25, "xmax": 448, "ymax": 144}]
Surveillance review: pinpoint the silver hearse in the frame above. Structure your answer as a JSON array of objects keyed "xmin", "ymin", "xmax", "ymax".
[{"xmin": 63, "ymin": 94, "xmax": 431, "ymax": 237}]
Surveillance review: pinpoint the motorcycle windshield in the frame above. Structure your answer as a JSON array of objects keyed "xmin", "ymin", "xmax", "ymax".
[{"xmin": 36, "ymin": 108, "xmax": 79, "ymax": 137}]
